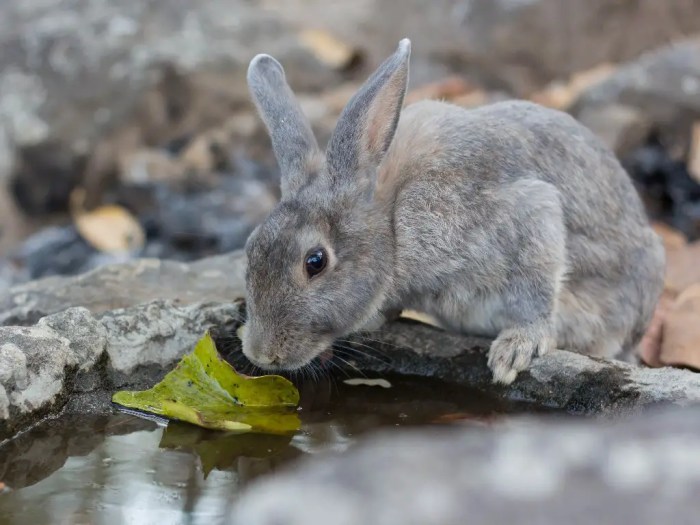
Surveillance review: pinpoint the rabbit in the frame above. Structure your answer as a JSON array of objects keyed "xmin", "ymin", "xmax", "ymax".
[{"xmin": 241, "ymin": 38, "xmax": 665, "ymax": 384}]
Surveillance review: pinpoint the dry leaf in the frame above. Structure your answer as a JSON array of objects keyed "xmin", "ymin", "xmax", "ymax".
[
  {"xmin": 652, "ymin": 222, "xmax": 687, "ymax": 252},
  {"xmin": 400, "ymin": 309, "xmax": 443, "ymax": 328},
  {"xmin": 298, "ymin": 29, "xmax": 358, "ymax": 70},
  {"xmin": 71, "ymin": 188, "xmax": 145, "ymax": 253},
  {"xmin": 665, "ymin": 240, "xmax": 700, "ymax": 295},
  {"xmin": 530, "ymin": 63, "xmax": 617, "ymax": 110},
  {"xmin": 660, "ymin": 284, "xmax": 700, "ymax": 370},
  {"xmin": 343, "ymin": 378, "xmax": 392, "ymax": 388},
  {"xmin": 639, "ymin": 291, "xmax": 674, "ymax": 367},
  {"xmin": 405, "ymin": 76, "xmax": 475, "ymax": 106},
  {"xmin": 688, "ymin": 122, "xmax": 700, "ymax": 183}
]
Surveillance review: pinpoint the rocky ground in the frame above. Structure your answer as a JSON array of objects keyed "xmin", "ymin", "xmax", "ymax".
[{"xmin": 2, "ymin": 0, "xmax": 700, "ymax": 522}]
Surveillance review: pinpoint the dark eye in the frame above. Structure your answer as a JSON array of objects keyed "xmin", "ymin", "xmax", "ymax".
[{"xmin": 305, "ymin": 248, "xmax": 327, "ymax": 278}]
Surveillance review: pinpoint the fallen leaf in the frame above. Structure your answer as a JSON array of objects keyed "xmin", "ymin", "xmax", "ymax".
[
  {"xmin": 298, "ymin": 29, "xmax": 359, "ymax": 70},
  {"xmin": 112, "ymin": 332, "xmax": 301, "ymax": 434},
  {"xmin": 343, "ymin": 378, "xmax": 392, "ymax": 388},
  {"xmin": 660, "ymin": 284, "xmax": 700, "ymax": 370},
  {"xmin": 399, "ymin": 310, "xmax": 443, "ymax": 328},
  {"xmin": 70, "ymin": 188, "xmax": 145, "ymax": 253},
  {"xmin": 688, "ymin": 122, "xmax": 700, "ymax": 184},
  {"xmin": 665, "ymin": 240, "xmax": 700, "ymax": 295},
  {"xmin": 530, "ymin": 63, "xmax": 616, "ymax": 110},
  {"xmin": 652, "ymin": 222, "xmax": 687, "ymax": 252},
  {"xmin": 405, "ymin": 76, "xmax": 475, "ymax": 106},
  {"xmin": 639, "ymin": 291, "xmax": 674, "ymax": 367}
]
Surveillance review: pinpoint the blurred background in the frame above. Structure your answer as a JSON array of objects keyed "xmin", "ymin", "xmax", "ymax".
[{"xmin": 1, "ymin": 0, "xmax": 700, "ymax": 315}]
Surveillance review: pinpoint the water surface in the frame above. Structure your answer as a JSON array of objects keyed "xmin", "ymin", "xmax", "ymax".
[{"xmin": 0, "ymin": 374, "xmax": 559, "ymax": 525}]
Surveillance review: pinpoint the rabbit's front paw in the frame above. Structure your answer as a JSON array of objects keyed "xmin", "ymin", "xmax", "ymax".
[{"xmin": 487, "ymin": 325, "xmax": 554, "ymax": 385}]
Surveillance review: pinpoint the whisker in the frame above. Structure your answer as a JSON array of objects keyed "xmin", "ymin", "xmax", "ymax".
[
  {"xmin": 331, "ymin": 353, "xmax": 366, "ymax": 378},
  {"xmin": 333, "ymin": 342, "xmax": 392, "ymax": 365}
]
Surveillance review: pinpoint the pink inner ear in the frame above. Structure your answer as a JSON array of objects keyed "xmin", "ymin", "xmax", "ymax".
[{"xmin": 363, "ymin": 75, "xmax": 405, "ymax": 162}]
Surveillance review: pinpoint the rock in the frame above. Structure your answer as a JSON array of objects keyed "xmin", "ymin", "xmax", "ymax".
[
  {"xmin": 575, "ymin": 103, "xmax": 653, "ymax": 157},
  {"xmin": 573, "ymin": 39, "xmax": 700, "ymax": 163},
  {"xmin": 270, "ymin": 0, "xmax": 700, "ymax": 95},
  {"xmin": 661, "ymin": 284, "xmax": 700, "ymax": 370},
  {"xmin": 230, "ymin": 406, "xmax": 700, "ymax": 525},
  {"xmin": 0, "ymin": 307, "xmax": 105, "ymax": 435},
  {"xmin": 573, "ymin": 39, "xmax": 700, "ymax": 127},
  {"xmin": 0, "ymin": 251, "xmax": 247, "ymax": 326},
  {"xmin": 0, "ymin": 0, "xmax": 341, "ymax": 157},
  {"xmin": 0, "ymin": 0, "xmax": 346, "ymax": 252},
  {"xmin": 338, "ymin": 320, "xmax": 700, "ymax": 414},
  {"xmin": 102, "ymin": 300, "xmax": 241, "ymax": 386},
  {"xmin": 0, "ymin": 299, "xmax": 238, "ymax": 440}
]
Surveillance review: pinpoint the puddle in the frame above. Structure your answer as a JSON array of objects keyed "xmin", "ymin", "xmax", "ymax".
[{"xmin": 0, "ymin": 374, "xmax": 561, "ymax": 524}]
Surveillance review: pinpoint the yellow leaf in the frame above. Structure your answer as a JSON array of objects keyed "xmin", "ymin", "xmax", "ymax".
[
  {"xmin": 112, "ymin": 332, "xmax": 301, "ymax": 434},
  {"xmin": 298, "ymin": 29, "xmax": 358, "ymax": 70},
  {"xmin": 399, "ymin": 309, "xmax": 443, "ymax": 328},
  {"xmin": 73, "ymin": 202, "xmax": 145, "ymax": 253}
]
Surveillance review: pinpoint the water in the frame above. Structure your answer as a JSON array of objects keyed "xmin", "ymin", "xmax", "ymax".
[{"xmin": 0, "ymin": 374, "xmax": 557, "ymax": 525}]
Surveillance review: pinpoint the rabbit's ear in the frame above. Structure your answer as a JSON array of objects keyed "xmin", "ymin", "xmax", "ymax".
[
  {"xmin": 248, "ymin": 54, "xmax": 321, "ymax": 197},
  {"xmin": 326, "ymin": 39, "xmax": 410, "ymax": 191}
]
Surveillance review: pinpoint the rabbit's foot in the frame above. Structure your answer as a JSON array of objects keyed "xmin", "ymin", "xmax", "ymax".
[{"xmin": 487, "ymin": 324, "xmax": 554, "ymax": 384}]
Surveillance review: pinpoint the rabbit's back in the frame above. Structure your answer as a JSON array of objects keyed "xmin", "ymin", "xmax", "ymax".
[{"xmin": 381, "ymin": 99, "xmax": 664, "ymax": 357}]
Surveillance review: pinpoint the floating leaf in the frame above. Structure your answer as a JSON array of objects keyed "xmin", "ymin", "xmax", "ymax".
[
  {"xmin": 112, "ymin": 332, "xmax": 300, "ymax": 434},
  {"xmin": 343, "ymin": 378, "xmax": 392, "ymax": 389}
]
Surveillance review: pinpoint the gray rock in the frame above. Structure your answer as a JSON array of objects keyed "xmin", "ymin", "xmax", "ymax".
[
  {"xmin": 343, "ymin": 321, "xmax": 700, "ymax": 414},
  {"xmin": 0, "ymin": 307, "xmax": 101, "ymax": 435},
  {"xmin": 0, "ymin": 299, "xmax": 237, "ymax": 440},
  {"xmin": 572, "ymin": 39, "xmax": 700, "ymax": 155},
  {"xmin": 101, "ymin": 299, "xmax": 241, "ymax": 386},
  {"xmin": 230, "ymin": 406, "xmax": 700, "ymax": 525},
  {"xmin": 575, "ymin": 103, "xmax": 653, "ymax": 158},
  {"xmin": 0, "ymin": 0, "xmax": 339, "ymax": 160},
  {"xmin": 273, "ymin": 0, "xmax": 700, "ymax": 94},
  {"xmin": 0, "ymin": 251, "xmax": 246, "ymax": 326}
]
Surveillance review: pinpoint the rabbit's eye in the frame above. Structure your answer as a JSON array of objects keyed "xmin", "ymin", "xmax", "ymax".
[{"xmin": 305, "ymin": 248, "xmax": 327, "ymax": 278}]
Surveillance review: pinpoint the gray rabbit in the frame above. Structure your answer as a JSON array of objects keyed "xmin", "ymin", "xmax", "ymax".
[{"xmin": 241, "ymin": 38, "xmax": 665, "ymax": 384}]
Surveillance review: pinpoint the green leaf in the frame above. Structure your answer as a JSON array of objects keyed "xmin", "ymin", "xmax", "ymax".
[{"xmin": 112, "ymin": 332, "xmax": 301, "ymax": 434}]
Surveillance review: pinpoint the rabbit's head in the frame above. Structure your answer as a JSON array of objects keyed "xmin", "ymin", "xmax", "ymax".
[{"xmin": 241, "ymin": 39, "xmax": 411, "ymax": 371}]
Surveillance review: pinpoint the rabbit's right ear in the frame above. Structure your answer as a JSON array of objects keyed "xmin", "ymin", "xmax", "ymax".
[{"xmin": 247, "ymin": 54, "xmax": 321, "ymax": 197}]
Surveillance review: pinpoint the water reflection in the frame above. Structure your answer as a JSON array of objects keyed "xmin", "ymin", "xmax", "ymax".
[{"xmin": 0, "ymin": 374, "xmax": 555, "ymax": 524}]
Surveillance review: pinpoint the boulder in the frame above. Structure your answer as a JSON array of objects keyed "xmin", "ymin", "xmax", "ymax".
[
  {"xmin": 0, "ymin": 252, "xmax": 246, "ymax": 326},
  {"xmin": 230, "ymin": 406, "xmax": 700, "ymax": 525}
]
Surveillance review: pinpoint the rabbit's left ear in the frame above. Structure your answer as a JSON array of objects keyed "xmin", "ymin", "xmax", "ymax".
[
  {"xmin": 248, "ymin": 54, "xmax": 322, "ymax": 198},
  {"xmin": 326, "ymin": 39, "xmax": 411, "ymax": 188}
]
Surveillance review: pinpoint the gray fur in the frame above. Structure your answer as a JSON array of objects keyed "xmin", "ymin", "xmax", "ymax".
[{"xmin": 242, "ymin": 39, "xmax": 665, "ymax": 384}]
